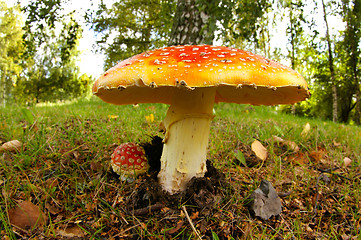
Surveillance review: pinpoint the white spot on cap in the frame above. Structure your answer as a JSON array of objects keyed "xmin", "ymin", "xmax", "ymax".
[{"xmin": 154, "ymin": 59, "xmax": 166, "ymax": 65}]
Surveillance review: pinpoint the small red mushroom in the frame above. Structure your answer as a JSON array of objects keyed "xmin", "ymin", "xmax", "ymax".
[{"xmin": 111, "ymin": 142, "xmax": 148, "ymax": 181}]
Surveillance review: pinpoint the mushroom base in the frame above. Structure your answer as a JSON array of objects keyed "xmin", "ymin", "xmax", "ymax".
[{"xmin": 158, "ymin": 87, "xmax": 216, "ymax": 194}]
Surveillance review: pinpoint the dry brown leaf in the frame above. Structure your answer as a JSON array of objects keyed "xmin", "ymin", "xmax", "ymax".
[
  {"xmin": 45, "ymin": 202, "xmax": 61, "ymax": 215},
  {"xmin": 286, "ymin": 152, "xmax": 310, "ymax": 165},
  {"xmin": 308, "ymin": 150, "xmax": 327, "ymax": 163},
  {"xmin": 190, "ymin": 211, "xmax": 199, "ymax": 220},
  {"xmin": 272, "ymin": 136, "xmax": 299, "ymax": 152},
  {"xmin": 90, "ymin": 162, "xmax": 103, "ymax": 172},
  {"xmin": 251, "ymin": 140, "xmax": 268, "ymax": 161},
  {"xmin": 8, "ymin": 201, "xmax": 47, "ymax": 230},
  {"xmin": 0, "ymin": 140, "xmax": 22, "ymax": 153},
  {"xmin": 57, "ymin": 225, "xmax": 85, "ymax": 238}
]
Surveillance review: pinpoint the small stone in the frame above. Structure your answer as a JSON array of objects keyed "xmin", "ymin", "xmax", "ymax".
[{"xmin": 248, "ymin": 180, "xmax": 282, "ymax": 220}]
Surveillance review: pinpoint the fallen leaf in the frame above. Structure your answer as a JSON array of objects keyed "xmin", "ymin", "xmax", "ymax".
[
  {"xmin": 108, "ymin": 115, "xmax": 119, "ymax": 119},
  {"xmin": 8, "ymin": 201, "xmax": 47, "ymax": 230},
  {"xmin": 45, "ymin": 202, "xmax": 62, "ymax": 215},
  {"xmin": 90, "ymin": 162, "xmax": 103, "ymax": 172},
  {"xmin": 308, "ymin": 150, "xmax": 327, "ymax": 163},
  {"xmin": 0, "ymin": 140, "xmax": 22, "ymax": 153},
  {"xmin": 233, "ymin": 150, "xmax": 247, "ymax": 167},
  {"xmin": 343, "ymin": 157, "xmax": 352, "ymax": 167},
  {"xmin": 301, "ymin": 122, "xmax": 311, "ymax": 137},
  {"xmin": 251, "ymin": 140, "xmax": 268, "ymax": 161},
  {"xmin": 272, "ymin": 136, "xmax": 299, "ymax": 152},
  {"xmin": 57, "ymin": 225, "xmax": 85, "ymax": 238},
  {"xmin": 167, "ymin": 220, "xmax": 184, "ymax": 234},
  {"xmin": 190, "ymin": 211, "xmax": 199, "ymax": 220},
  {"xmin": 145, "ymin": 113, "xmax": 154, "ymax": 123},
  {"xmin": 286, "ymin": 152, "xmax": 309, "ymax": 165}
]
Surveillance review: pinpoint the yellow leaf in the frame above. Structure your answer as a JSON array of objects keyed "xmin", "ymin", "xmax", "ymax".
[
  {"xmin": 251, "ymin": 140, "xmax": 268, "ymax": 161},
  {"xmin": 108, "ymin": 115, "xmax": 119, "ymax": 119},
  {"xmin": 145, "ymin": 113, "xmax": 154, "ymax": 123}
]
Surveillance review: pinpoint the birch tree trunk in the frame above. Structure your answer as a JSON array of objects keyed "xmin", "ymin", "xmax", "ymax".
[
  {"xmin": 168, "ymin": 0, "xmax": 214, "ymax": 45},
  {"xmin": 321, "ymin": 0, "xmax": 338, "ymax": 122}
]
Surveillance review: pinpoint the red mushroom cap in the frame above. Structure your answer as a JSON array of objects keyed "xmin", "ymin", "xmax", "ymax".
[
  {"xmin": 111, "ymin": 143, "xmax": 148, "ymax": 179},
  {"xmin": 93, "ymin": 45, "xmax": 310, "ymax": 106}
]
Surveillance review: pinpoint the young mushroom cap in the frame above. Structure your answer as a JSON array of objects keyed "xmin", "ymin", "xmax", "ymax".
[
  {"xmin": 94, "ymin": 45, "xmax": 310, "ymax": 194},
  {"xmin": 111, "ymin": 143, "xmax": 148, "ymax": 181}
]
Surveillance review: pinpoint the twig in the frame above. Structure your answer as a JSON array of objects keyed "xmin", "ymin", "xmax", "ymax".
[
  {"xmin": 111, "ymin": 223, "xmax": 142, "ymax": 238},
  {"xmin": 132, "ymin": 203, "xmax": 164, "ymax": 216},
  {"xmin": 312, "ymin": 166, "xmax": 351, "ymax": 181},
  {"xmin": 278, "ymin": 191, "xmax": 292, "ymax": 198},
  {"xmin": 313, "ymin": 174, "xmax": 321, "ymax": 214},
  {"xmin": 182, "ymin": 205, "xmax": 202, "ymax": 240}
]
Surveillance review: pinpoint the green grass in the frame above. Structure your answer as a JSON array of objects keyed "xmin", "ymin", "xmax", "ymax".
[{"xmin": 1, "ymin": 97, "xmax": 360, "ymax": 239}]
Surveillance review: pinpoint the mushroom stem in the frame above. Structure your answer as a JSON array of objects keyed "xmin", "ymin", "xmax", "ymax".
[{"xmin": 158, "ymin": 87, "xmax": 216, "ymax": 194}]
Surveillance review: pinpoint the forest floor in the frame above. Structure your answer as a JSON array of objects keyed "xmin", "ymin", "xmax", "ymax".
[{"xmin": 0, "ymin": 98, "xmax": 360, "ymax": 239}]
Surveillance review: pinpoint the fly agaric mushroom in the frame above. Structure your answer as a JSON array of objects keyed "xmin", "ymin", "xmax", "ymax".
[
  {"xmin": 93, "ymin": 45, "xmax": 310, "ymax": 194},
  {"xmin": 111, "ymin": 143, "xmax": 148, "ymax": 181}
]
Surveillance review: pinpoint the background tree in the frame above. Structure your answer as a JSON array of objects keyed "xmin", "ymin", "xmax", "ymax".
[
  {"xmin": 321, "ymin": 0, "xmax": 338, "ymax": 122},
  {"xmin": 220, "ymin": 0, "xmax": 271, "ymax": 51},
  {"xmin": 90, "ymin": 0, "xmax": 176, "ymax": 69},
  {"xmin": 168, "ymin": 0, "xmax": 217, "ymax": 45},
  {"xmin": 0, "ymin": 1, "xmax": 25, "ymax": 106},
  {"xmin": 340, "ymin": 0, "xmax": 361, "ymax": 124},
  {"xmin": 15, "ymin": 0, "xmax": 90, "ymax": 105}
]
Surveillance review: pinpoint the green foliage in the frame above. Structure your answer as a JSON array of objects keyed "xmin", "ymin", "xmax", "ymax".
[
  {"xmin": 89, "ymin": 0, "xmax": 176, "ymax": 69},
  {"xmin": 11, "ymin": 0, "xmax": 91, "ymax": 105},
  {"xmin": 0, "ymin": 1, "xmax": 25, "ymax": 106},
  {"xmin": 22, "ymin": 0, "xmax": 64, "ymax": 56},
  {"xmin": 339, "ymin": 0, "xmax": 361, "ymax": 123},
  {"xmin": 216, "ymin": 0, "xmax": 271, "ymax": 48}
]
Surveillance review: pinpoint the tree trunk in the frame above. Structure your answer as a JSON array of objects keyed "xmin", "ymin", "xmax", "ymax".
[
  {"xmin": 1, "ymin": 74, "xmax": 5, "ymax": 107},
  {"xmin": 343, "ymin": 0, "xmax": 361, "ymax": 124},
  {"xmin": 321, "ymin": 0, "xmax": 338, "ymax": 122},
  {"xmin": 168, "ymin": 0, "xmax": 214, "ymax": 45},
  {"xmin": 354, "ymin": 86, "xmax": 361, "ymax": 125}
]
